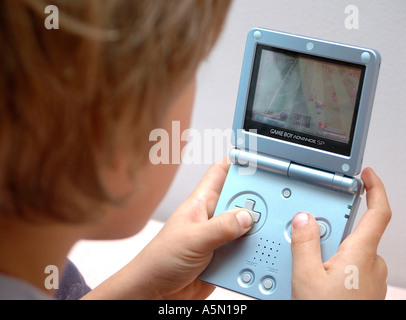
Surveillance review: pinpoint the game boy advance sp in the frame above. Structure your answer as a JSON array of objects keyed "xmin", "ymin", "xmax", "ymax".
[{"xmin": 199, "ymin": 28, "xmax": 381, "ymax": 300}]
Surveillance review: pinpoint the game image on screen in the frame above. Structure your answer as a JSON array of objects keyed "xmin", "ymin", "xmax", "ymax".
[{"xmin": 244, "ymin": 45, "xmax": 365, "ymax": 156}]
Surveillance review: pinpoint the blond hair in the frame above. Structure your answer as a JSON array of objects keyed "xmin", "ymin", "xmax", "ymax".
[{"xmin": 0, "ymin": 0, "xmax": 231, "ymax": 222}]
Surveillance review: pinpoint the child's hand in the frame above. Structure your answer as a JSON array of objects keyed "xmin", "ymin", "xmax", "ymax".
[
  {"xmin": 136, "ymin": 160, "xmax": 253, "ymax": 299},
  {"xmin": 85, "ymin": 165, "xmax": 390, "ymax": 300},
  {"xmin": 84, "ymin": 160, "xmax": 253, "ymax": 300},
  {"xmin": 290, "ymin": 167, "xmax": 391, "ymax": 299}
]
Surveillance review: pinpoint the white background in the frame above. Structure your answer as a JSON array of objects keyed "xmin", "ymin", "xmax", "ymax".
[{"xmin": 152, "ymin": 0, "xmax": 406, "ymax": 288}]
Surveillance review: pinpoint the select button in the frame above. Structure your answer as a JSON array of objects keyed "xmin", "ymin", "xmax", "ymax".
[{"xmin": 238, "ymin": 270, "xmax": 254, "ymax": 288}]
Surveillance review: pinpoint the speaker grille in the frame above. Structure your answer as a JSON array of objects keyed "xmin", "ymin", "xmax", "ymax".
[{"xmin": 253, "ymin": 237, "xmax": 281, "ymax": 266}]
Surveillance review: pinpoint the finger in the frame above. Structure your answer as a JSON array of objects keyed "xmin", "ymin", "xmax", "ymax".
[
  {"xmin": 350, "ymin": 167, "xmax": 391, "ymax": 253},
  {"xmin": 363, "ymin": 167, "xmax": 391, "ymax": 214},
  {"xmin": 195, "ymin": 208, "xmax": 254, "ymax": 252},
  {"xmin": 290, "ymin": 213, "xmax": 325, "ymax": 279},
  {"xmin": 191, "ymin": 158, "xmax": 231, "ymax": 217}
]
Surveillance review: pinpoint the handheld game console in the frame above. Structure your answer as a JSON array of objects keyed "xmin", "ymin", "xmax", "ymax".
[{"xmin": 199, "ymin": 28, "xmax": 381, "ymax": 300}]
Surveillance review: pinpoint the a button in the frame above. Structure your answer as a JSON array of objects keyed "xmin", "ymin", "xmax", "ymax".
[
  {"xmin": 238, "ymin": 270, "xmax": 254, "ymax": 288},
  {"xmin": 243, "ymin": 199, "xmax": 255, "ymax": 211},
  {"xmin": 259, "ymin": 277, "xmax": 276, "ymax": 295},
  {"xmin": 263, "ymin": 279, "xmax": 273, "ymax": 290},
  {"xmin": 285, "ymin": 220, "xmax": 329, "ymax": 243},
  {"xmin": 318, "ymin": 222, "xmax": 327, "ymax": 238},
  {"xmin": 236, "ymin": 199, "xmax": 261, "ymax": 223},
  {"xmin": 282, "ymin": 188, "xmax": 291, "ymax": 198},
  {"xmin": 228, "ymin": 193, "xmax": 267, "ymax": 235},
  {"xmin": 242, "ymin": 272, "xmax": 252, "ymax": 283}
]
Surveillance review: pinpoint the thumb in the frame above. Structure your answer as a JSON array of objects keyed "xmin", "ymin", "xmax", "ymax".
[
  {"xmin": 290, "ymin": 213, "xmax": 324, "ymax": 277},
  {"xmin": 198, "ymin": 209, "xmax": 254, "ymax": 252}
]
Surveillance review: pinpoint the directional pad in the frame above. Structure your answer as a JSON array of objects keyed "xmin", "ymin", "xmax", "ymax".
[
  {"xmin": 236, "ymin": 199, "xmax": 261, "ymax": 223},
  {"xmin": 227, "ymin": 193, "xmax": 267, "ymax": 235}
]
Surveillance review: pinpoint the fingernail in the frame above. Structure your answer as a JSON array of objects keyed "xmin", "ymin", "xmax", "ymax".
[
  {"xmin": 292, "ymin": 212, "xmax": 309, "ymax": 230},
  {"xmin": 237, "ymin": 210, "xmax": 253, "ymax": 229}
]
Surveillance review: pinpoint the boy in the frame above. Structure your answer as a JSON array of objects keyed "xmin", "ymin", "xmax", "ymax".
[{"xmin": 0, "ymin": 0, "xmax": 391, "ymax": 299}]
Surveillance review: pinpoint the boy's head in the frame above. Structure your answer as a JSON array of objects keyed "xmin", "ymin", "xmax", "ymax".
[{"xmin": 0, "ymin": 0, "xmax": 231, "ymax": 227}]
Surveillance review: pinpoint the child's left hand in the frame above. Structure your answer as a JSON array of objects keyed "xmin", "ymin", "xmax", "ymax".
[
  {"xmin": 136, "ymin": 160, "xmax": 253, "ymax": 299},
  {"xmin": 84, "ymin": 160, "xmax": 253, "ymax": 300}
]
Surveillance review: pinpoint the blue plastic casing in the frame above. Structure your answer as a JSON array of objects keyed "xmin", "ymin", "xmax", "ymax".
[{"xmin": 199, "ymin": 28, "xmax": 380, "ymax": 300}]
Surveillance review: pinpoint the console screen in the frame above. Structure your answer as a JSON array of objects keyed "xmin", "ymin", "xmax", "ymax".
[{"xmin": 243, "ymin": 44, "xmax": 365, "ymax": 156}]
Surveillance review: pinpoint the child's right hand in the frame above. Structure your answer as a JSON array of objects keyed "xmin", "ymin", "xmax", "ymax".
[{"xmin": 290, "ymin": 167, "xmax": 391, "ymax": 299}]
